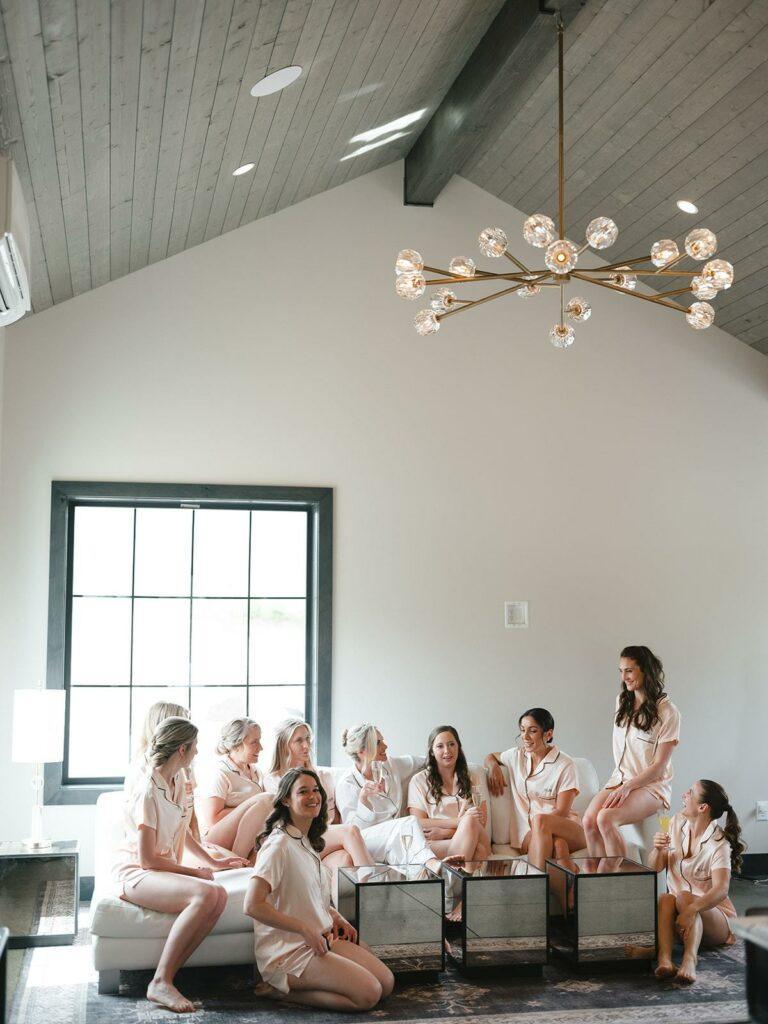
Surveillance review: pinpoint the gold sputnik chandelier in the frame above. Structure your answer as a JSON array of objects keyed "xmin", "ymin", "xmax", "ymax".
[{"xmin": 394, "ymin": 17, "xmax": 734, "ymax": 348}]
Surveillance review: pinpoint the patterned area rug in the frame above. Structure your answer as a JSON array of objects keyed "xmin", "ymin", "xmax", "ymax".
[{"xmin": 11, "ymin": 926, "xmax": 750, "ymax": 1024}]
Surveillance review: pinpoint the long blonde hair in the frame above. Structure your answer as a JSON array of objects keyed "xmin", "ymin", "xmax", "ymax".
[
  {"xmin": 341, "ymin": 723, "xmax": 378, "ymax": 766},
  {"xmin": 148, "ymin": 717, "xmax": 198, "ymax": 769},
  {"xmin": 136, "ymin": 701, "xmax": 190, "ymax": 757},
  {"xmin": 270, "ymin": 717, "xmax": 314, "ymax": 776}
]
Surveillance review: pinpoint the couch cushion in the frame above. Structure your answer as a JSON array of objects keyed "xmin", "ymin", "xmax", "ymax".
[{"xmin": 91, "ymin": 866, "xmax": 253, "ymax": 939}]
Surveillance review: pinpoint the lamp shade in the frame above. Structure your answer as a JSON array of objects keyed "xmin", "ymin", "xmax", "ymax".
[{"xmin": 11, "ymin": 688, "xmax": 65, "ymax": 764}]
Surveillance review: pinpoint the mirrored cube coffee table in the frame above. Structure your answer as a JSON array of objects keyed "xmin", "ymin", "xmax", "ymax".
[
  {"xmin": 338, "ymin": 865, "xmax": 444, "ymax": 973},
  {"xmin": 443, "ymin": 858, "xmax": 548, "ymax": 973},
  {"xmin": 546, "ymin": 856, "xmax": 657, "ymax": 966},
  {"xmin": 0, "ymin": 841, "xmax": 79, "ymax": 948}
]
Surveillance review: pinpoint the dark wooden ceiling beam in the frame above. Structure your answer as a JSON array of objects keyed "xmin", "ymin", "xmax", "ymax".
[{"xmin": 404, "ymin": 0, "xmax": 584, "ymax": 207}]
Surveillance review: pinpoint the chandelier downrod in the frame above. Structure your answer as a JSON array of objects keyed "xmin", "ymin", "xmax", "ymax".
[{"xmin": 557, "ymin": 15, "xmax": 565, "ymax": 240}]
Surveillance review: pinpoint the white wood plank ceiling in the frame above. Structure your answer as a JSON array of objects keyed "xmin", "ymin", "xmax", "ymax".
[
  {"xmin": 0, "ymin": 0, "xmax": 766, "ymax": 354},
  {"xmin": 463, "ymin": 0, "xmax": 768, "ymax": 354},
  {"xmin": 0, "ymin": 0, "xmax": 505, "ymax": 313}
]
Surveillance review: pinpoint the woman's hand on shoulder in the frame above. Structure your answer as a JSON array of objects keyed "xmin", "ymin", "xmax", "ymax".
[{"xmin": 484, "ymin": 756, "xmax": 505, "ymax": 797}]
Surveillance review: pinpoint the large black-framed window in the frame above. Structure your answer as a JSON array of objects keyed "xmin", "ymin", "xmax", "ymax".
[{"xmin": 45, "ymin": 482, "xmax": 332, "ymax": 805}]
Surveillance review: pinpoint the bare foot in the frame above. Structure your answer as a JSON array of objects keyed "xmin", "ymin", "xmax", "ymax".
[
  {"xmin": 677, "ymin": 955, "xmax": 697, "ymax": 984},
  {"xmin": 253, "ymin": 980, "xmax": 282, "ymax": 1000},
  {"xmin": 624, "ymin": 944, "xmax": 655, "ymax": 960},
  {"xmin": 654, "ymin": 960, "xmax": 678, "ymax": 979},
  {"xmin": 147, "ymin": 978, "xmax": 196, "ymax": 1013},
  {"xmin": 446, "ymin": 901, "xmax": 463, "ymax": 923}
]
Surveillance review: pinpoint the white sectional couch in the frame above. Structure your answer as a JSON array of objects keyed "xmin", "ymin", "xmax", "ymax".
[{"xmin": 91, "ymin": 757, "xmax": 655, "ymax": 994}]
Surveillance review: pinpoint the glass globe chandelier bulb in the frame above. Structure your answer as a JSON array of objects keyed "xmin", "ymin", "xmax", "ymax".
[
  {"xmin": 523, "ymin": 214, "xmax": 556, "ymax": 248},
  {"xmin": 517, "ymin": 283, "xmax": 541, "ymax": 297},
  {"xmin": 478, "ymin": 227, "xmax": 508, "ymax": 258},
  {"xmin": 609, "ymin": 268, "xmax": 637, "ymax": 290},
  {"xmin": 549, "ymin": 323, "xmax": 575, "ymax": 348},
  {"xmin": 701, "ymin": 259, "xmax": 733, "ymax": 291},
  {"xmin": 449, "ymin": 256, "xmax": 476, "ymax": 278},
  {"xmin": 395, "ymin": 249, "xmax": 423, "ymax": 275},
  {"xmin": 395, "ymin": 272, "xmax": 426, "ymax": 300},
  {"xmin": 430, "ymin": 287, "xmax": 457, "ymax": 312},
  {"xmin": 691, "ymin": 275, "xmax": 717, "ymax": 301},
  {"xmin": 686, "ymin": 301, "xmax": 715, "ymax": 330},
  {"xmin": 545, "ymin": 238, "xmax": 579, "ymax": 273},
  {"xmin": 684, "ymin": 228, "xmax": 717, "ymax": 261},
  {"xmin": 414, "ymin": 309, "xmax": 440, "ymax": 335},
  {"xmin": 566, "ymin": 297, "xmax": 592, "ymax": 322},
  {"xmin": 650, "ymin": 238, "xmax": 679, "ymax": 267},
  {"xmin": 586, "ymin": 216, "xmax": 618, "ymax": 249}
]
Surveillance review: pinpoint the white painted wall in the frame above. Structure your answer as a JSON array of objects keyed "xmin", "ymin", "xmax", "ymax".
[{"xmin": 1, "ymin": 162, "xmax": 766, "ymax": 874}]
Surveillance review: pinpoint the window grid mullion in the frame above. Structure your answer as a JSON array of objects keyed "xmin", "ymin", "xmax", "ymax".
[
  {"xmin": 188, "ymin": 510, "xmax": 195, "ymax": 712},
  {"xmin": 246, "ymin": 511, "xmax": 252, "ymax": 716},
  {"xmin": 127, "ymin": 509, "xmax": 137, "ymax": 762}
]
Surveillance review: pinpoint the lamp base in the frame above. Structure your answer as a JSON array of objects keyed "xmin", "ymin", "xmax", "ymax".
[{"xmin": 22, "ymin": 836, "xmax": 53, "ymax": 850}]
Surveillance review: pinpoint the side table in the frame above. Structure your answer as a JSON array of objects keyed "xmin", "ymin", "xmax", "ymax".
[
  {"xmin": 443, "ymin": 858, "xmax": 548, "ymax": 973},
  {"xmin": 338, "ymin": 864, "xmax": 444, "ymax": 973},
  {"xmin": 546, "ymin": 855, "xmax": 656, "ymax": 966},
  {"xmin": 732, "ymin": 909, "xmax": 768, "ymax": 1024},
  {"xmin": 0, "ymin": 841, "xmax": 79, "ymax": 948}
]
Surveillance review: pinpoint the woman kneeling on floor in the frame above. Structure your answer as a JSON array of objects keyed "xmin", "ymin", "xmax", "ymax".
[
  {"xmin": 114, "ymin": 717, "xmax": 247, "ymax": 1013},
  {"xmin": 245, "ymin": 767, "xmax": 394, "ymax": 1012},
  {"xmin": 643, "ymin": 779, "xmax": 744, "ymax": 983}
]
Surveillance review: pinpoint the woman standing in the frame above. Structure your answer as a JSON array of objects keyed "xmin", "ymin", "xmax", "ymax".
[
  {"xmin": 114, "ymin": 717, "xmax": 246, "ymax": 1013},
  {"xmin": 198, "ymin": 718, "xmax": 274, "ymax": 861},
  {"xmin": 642, "ymin": 780, "xmax": 744, "ymax": 983},
  {"xmin": 264, "ymin": 718, "xmax": 373, "ymax": 869},
  {"xmin": 485, "ymin": 708, "xmax": 585, "ymax": 869},
  {"xmin": 336, "ymin": 723, "xmax": 436, "ymax": 868},
  {"xmin": 407, "ymin": 726, "xmax": 490, "ymax": 863},
  {"xmin": 245, "ymin": 768, "xmax": 394, "ymax": 1011},
  {"xmin": 582, "ymin": 646, "xmax": 681, "ymax": 858}
]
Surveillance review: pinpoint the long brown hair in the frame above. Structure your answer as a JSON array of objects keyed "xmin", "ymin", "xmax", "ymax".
[
  {"xmin": 616, "ymin": 645, "xmax": 667, "ymax": 732},
  {"xmin": 425, "ymin": 725, "xmax": 472, "ymax": 806},
  {"xmin": 260, "ymin": 768, "xmax": 328, "ymax": 853},
  {"xmin": 699, "ymin": 779, "xmax": 745, "ymax": 873}
]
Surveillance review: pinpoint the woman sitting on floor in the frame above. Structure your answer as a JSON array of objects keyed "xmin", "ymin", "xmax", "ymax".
[
  {"xmin": 641, "ymin": 779, "xmax": 744, "ymax": 983},
  {"xmin": 336, "ymin": 722, "xmax": 438, "ymax": 868},
  {"xmin": 485, "ymin": 707, "xmax": 586, "ymax": 869},
  {"xmin": 245, "ymin": 767, "xmax": 394, "ymax": 1012},
  {"xmin": 114, "ymin": 717, "xmax": 246, "ymax": 1013},
  {"xmin": 264, "ymin": 717, "xmax": 373, "ymax": 869},
  {"xmin": 407, "ymin": 725, "xmax": 490, "ymax": 863},
  {"xmin": 198, "ymin": 717, "xmax": 275, "ymax": 862}
]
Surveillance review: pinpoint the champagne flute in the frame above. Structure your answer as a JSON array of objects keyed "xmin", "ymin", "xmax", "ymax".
[
  {"xmin": 657, "ymin": 812, "xmax": 674, "ymax": 852},
  {"xmin": 371, "ymin": 761, "xmax": 382, "ymax": 785},
  {"xmin": 401, "ymin": 826, "xmax": 413, "ymax": 871},
  {"xmin": 471, "ymin": 785, "xmax": 482, "ymax": 808}
]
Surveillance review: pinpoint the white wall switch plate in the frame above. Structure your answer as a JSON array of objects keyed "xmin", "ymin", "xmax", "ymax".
[
  {"xmin": 757, "ymin": 801, "xmax": 768, "ymax": 822},
  {"xmin": 505, "ymin": 601, "xmax": 529, "ymax": 628}
]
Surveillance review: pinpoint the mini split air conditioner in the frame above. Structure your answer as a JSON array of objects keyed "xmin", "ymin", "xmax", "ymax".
[{"xmin": 0, "ymin": 153, "xmax": 31, "ymax": 326}]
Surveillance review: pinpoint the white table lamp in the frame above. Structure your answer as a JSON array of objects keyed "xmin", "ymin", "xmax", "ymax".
[{"xmin": 12, "ymin": 687, "xmax": 65, "ymax": 849}]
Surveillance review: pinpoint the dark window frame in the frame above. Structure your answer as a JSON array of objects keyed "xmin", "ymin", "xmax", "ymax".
[{"xmin": 45, "ymin": 481, "xmax": 333, "ymax": 806}]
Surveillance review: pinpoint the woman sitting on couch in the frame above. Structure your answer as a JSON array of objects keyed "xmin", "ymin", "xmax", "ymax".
[
  {"xmin": 198, "ymin": 717, "xmax": 275, "ymax": 862},
  {"xmin": 485, "ymin": 707, "xmax": 585, "ymax": 869},
  {"xmin": 336, "ymin": 722, "xmax": 437, "ymax": 868},
  {"xmin": 264, "ymin": 718, "xmax": 373, "ymax": 870},
  {"xmin": 245, "ymin": 767, "xmax": 394, "ymax": 1011},
  {"xmin": 407, "ymin": 725, "xmax": 491, "ymax": 863},
  {"xmin": 114, "ymin": 717, "xmax": 246, "ymax": 1013}
]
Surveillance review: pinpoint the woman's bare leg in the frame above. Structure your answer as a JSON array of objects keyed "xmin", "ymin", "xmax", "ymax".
[
  {"xmin": 674, "ymin": 893, "xmax": 731, "ymax": 983},
  {"xmin": 204, "ymin": 794, "xmax": 274, "ymax": 857},
  {"xmin": 526, "ymin": 814, "xmax": 587, "ymax": 871},
  {"xmin": 330, "ymin": 939, "xmax": 394, "ymax": 996},
  {"xmin": 654, "ymin": 893, "xmax": 678, "ymax": 977},
  {"xmin": 582, "ymin": 790, "xmax": 613, "ymax": 857},
  {"xmin": 595, "ymin": 789, "xmax": 662, "ymax": 858},
  {"xmin": 323, "ymin": 824, "xmax": 374, "ymax": 867},
  {"xmin": 122, "ymin": 873, "xmax": 226, "ymax": 1012},
  {"xmin": 283, "ymin": 950, "xmax": 384, "ymax": 1011},
  {"xmin": 446, "ymin": 815, "xmax": 484, "ymax": 861}
]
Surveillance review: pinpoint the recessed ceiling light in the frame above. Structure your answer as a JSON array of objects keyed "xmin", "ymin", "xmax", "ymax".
[
  {"xmin": 250, "ymin": 66, "xmax": 302, "ymax": 98},
  {"xmin": 233, "ymin": 163, "xmax": 255, "ymax": 176},
  {"xmin": 350, "ymin": 108, "xmax": 427, "ymax": 144},
  {"xmin": 677, "ymin": 199, "xmax": 698, "ymax": 214},
  {"xmin": 340, "ymin": 131, "xmax": 410, "ymax": 162}
]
